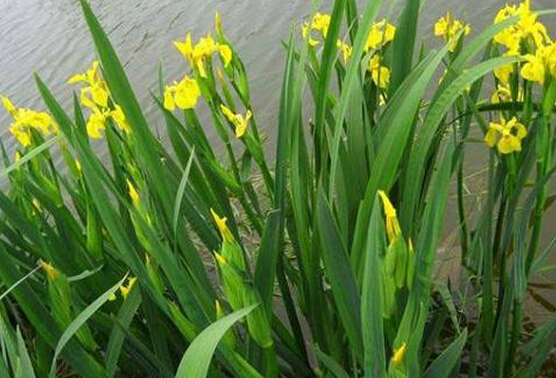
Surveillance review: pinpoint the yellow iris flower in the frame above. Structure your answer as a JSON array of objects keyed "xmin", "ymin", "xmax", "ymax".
[
  {"xmin": 491, "ymin": 83, "xmax": 523, "ymax": 103},
  {"xmin": 1, "ymin": 96, "xmax": 58, "ymax": 147},
  {"xmin": 86, "ymin": 107, "xmax": 110, "ymax": 139},
  {"xmin": 302, "ymin": 12, "xmax": 331, "ymax": 47},
  {"xmin": 109, "ymin": 276, "xmax": 138, "ymax": 301},
  {"xmin": 69, "ymin": 61, "xmax": 130, "ymax": 138},
  {"xmin": 69, "ymin": 60, "xmax": 109, "ymax": 109},
  {"xmin": 163, "ymin": 76, "xmax": 201, "ymax": 111},
  {"xmin": 519, "ymin": 43, "xmax": 556, "ymax": 85},
  {"xmin": 434, "ymin": 12, "xmax": 471, "ymax": 52},
  {"xmin": 485, "ymin": 117, "xmax": 527, "ymax": 154},
  {"xmin": 220, "ymin": 104, "xmax": 252, "ymax": 138},
  {"xmin": 369, "ymin": 55, "xmax": 391, "ymax": 89},
  {"xmin": 336, "ymin": 40, "xmax": 352, "ymax": 63},
  {"xmin": 365, "ymin": 19, "xmax": 396, "ymax": 52},
  {"xmin": 521, "ymin": 50, "xmax": 546, "ymax": 84},
  {"xmin": 174, "ymin": 33, "xmax": 232, "ymax": 78},
  {"xmin": 494, "ymin": 0, "xmax": 549, "ymax": 56},
  {"xmin": 120, "ymin": 277, "xmax": 137, "ymax": 299},
  {"xmin": 110, "ymin": 105, "xmax": 131, "ymax": 133},
  {"xmin": 493, "ymin": 64, "xmax": 514, "ymax": 85}
]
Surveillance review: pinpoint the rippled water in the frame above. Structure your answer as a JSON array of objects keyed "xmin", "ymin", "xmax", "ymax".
[
  {"xmin": 1, "ymin": 0, "xmax": 556, "ymax": 316},
  {"xmin": 1, "ymin": 0, "xmax": 554, "ymax": 148}
]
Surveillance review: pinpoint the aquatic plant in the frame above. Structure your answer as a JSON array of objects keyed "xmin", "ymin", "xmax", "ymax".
[{"xmin": 0, "ymin": 0, "xmax": 555, "ymax": 377}]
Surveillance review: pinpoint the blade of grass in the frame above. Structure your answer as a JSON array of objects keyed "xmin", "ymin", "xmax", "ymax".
[
  {"xmin": 49, "ymin": 274, "xmax": 128, "ymax": 378},
  {"xmin": 314, "ymin": 346, "xmax": 351, "ymax": 378},
  {"xmin": 15, "ymin": 327, "xmax": 36, "ymax": 378},
  {"xmin": 0, "ymin": 135, "xmax": 62, "ymax": 180},
  {"xmin": 316, "ymin": 191, "xmax": 363, "ymax": 359},
  {"xmin": 175, "ymin": 305, "xmax": 258, "ymax": 378},
  {"xmin": 0, "ymin": 265, "xmax": 41, "ymax": 303},
  {"xmin": 328, "ymin": 0, "xmax": 383, "ymax": 194},
  {"xmin": 361, "ymin": 197, "xmax": 387, "ymax": 378},
  {"xmin": 105, "ymin": 286, "xmax": 142, "ymax": 377},
  {"xmin": 389, "ymin": 0, "xmax": 420, "ymax": 93},
  {"xmin": 423, "ymin": 329, "xmax": 467, "ymax": 378},
  {"xmin": 254, "ymin": 210, "xmax": 282, "ymax": 313},
  {"xmin": 173, "ymin": 147, "xmax": 196, "ymax": 243}
]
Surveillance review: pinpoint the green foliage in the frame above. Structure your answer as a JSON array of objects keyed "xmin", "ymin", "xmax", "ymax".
[{"xmin": 0, "ymin": 1, "xmax": 556, "ymax": 377}]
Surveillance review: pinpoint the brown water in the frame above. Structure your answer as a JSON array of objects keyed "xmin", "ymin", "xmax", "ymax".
[{"xmin": 1, "ymin": 0, "xmax": 556, "ymax": 317}]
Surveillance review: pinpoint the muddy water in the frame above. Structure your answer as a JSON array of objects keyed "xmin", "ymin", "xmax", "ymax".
[{"xmin": 1, "ymin": 0, "xmax": 556, "ymax": 316}]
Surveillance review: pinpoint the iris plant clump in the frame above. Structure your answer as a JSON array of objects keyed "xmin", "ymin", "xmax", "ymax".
[{"xmin": 1, "ymin": 0, "xmax": 556, "ymax": 377}]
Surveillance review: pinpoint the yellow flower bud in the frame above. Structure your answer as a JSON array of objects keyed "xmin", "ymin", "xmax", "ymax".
[
  {"xmin": 378, "ymin": 190, "xmax": 402, "ymax": 244},
  {"xmin": 126, "ymin": 179, "xmax": 140, "ymax": 206},
  {"xmin": 219, "ymin": 105, "xmax": 251, "ymax": 138},
  {"xmin": 120, "ymin": 277, "xmax": 137, "ymax": 299},
  {"xmin": 40, "ymin": 261, "xmax": 59, "ymax": 281},
  {"xmin": 215, "ymin": 11, "xmax": 222, "ymax": 34},
  {"xmin": 392, "ymin": 342, "xmax": 407, "ymax": 365},
  {"xmin": 210, "ymin": 209, "xmax": 235, "ymax": 242}
]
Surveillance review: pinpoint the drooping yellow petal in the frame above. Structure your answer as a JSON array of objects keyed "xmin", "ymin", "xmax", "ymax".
[
  {"xmin": 484, "ymin": 127, "xmax": 499, "ymax": 148},
  {"xmin": 484, "ymin": 117, "xmax": 527, "ymax": 154},
  {"xmin": 86, "ymin": 109, "xmax": 108, "ymax": 139},
  {"xmin": 521, "ymin": 52, "xmax": 546, "ymax": 84},
  {"xmin": 10, "ymin": 125, "xmax": 32, "ymax": 147},
  {"xmin": 497, "ymin": 135, "xmax": 518, "ymax": 154},
  {"xmin": 494, "ymin": 64, "xmax": 513, "ymax": 85},
  {"xmin": 366, "ymin": 19, "xmax": 396, "ymax": 51},
  {"xmin": 163, "ymin": 86, "xmax": 176, "ymax": 111},
  {"xmin": 80, "ymin": 87, "xmax": 97, "ymax": 110},
  {"xmin": 110, "ymin": 105, "xmax": 130, "ymax": 133},
  {"xmin": 369, "ymin": 55, "xmax": 390, "ymax": 89},
  {"xmin": 174, "ymin": 76, "xmax": 201, "ymax": 109},
  {"xmin": 90, "ymin": 84, "xmax": 109, "ymax": 108}
]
